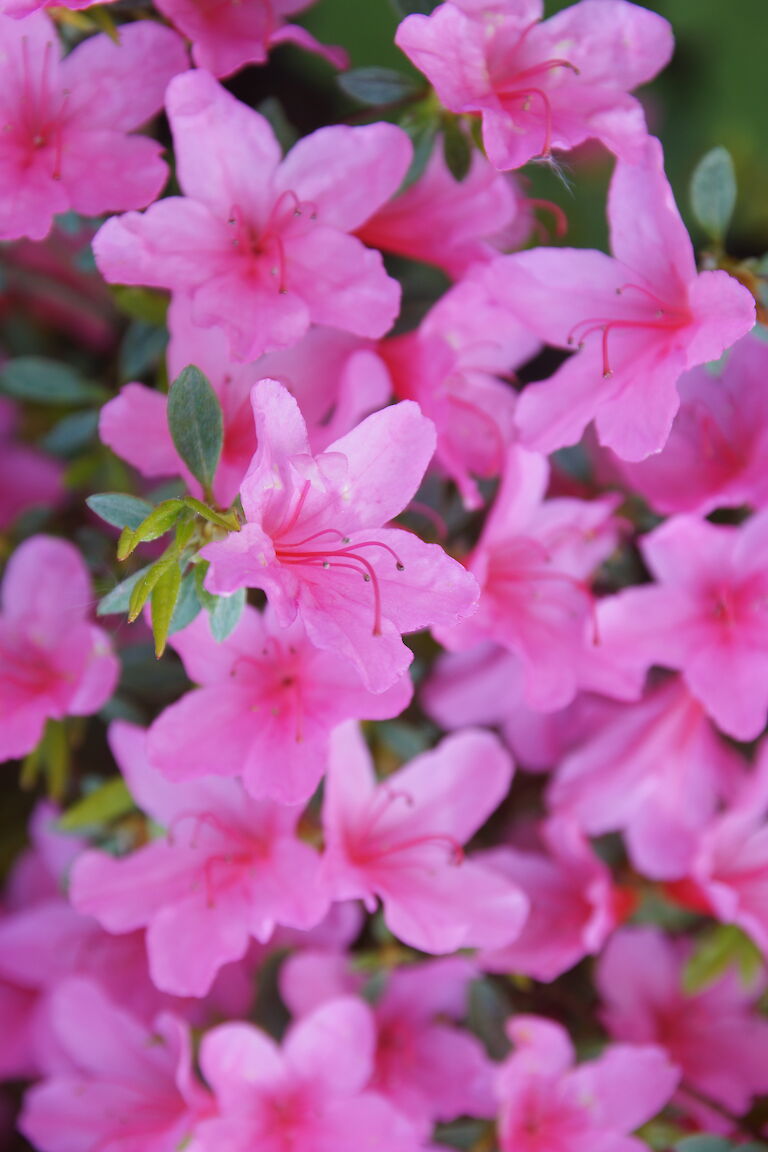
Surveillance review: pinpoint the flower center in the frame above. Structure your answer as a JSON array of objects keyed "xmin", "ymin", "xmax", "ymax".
[
  {"xmin": 4, "ymin": 38, "xmax": 69, "ymax": 179},
  {"xmin": 567, "ymin": 283, "xmax": 690, "ymax": 378},
  {"xmin": 226, "ymin": 190, "xmax": 317, "ymax": 292}
]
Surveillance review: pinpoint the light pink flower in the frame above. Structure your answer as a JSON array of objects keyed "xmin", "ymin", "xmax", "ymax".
[
  {"xmin": 321, "ymin": 723, "xmax": 527, "ymax": 954},
  {"xmin": 0, "ymin": 535, "xmax": 118, "ymax": 761},
  {"xmin": 201, "ymin": 380, "xmax": 479, "ymax": 693},
  {"xmin": 0, "ymin": 14, "xmax": 188, "ymax": 241},
  {"xmin": 0, "ymin": 398, "xmax": 62, "ymax": 528},
  {"xmin": 94, "ymin": 69, "xmax": 411, "ymax": 362},
  {"xmin": 148, "ymin": 605, "xmax": 412, "ymax": 806},
  {"xmin": 597, "ymin": 926, "xmax": 768, "ymax": 1118},
  {"xmin": 396, "ymin": 0, "xmax": 673, "ymax": 170},
  {"xmin": 496, "ymin": 1014, "xmax": 678, "ymax": 1152},
  {"xmin": 281, "ymin": 953, "xmax": 495, "ymax": 1138},
  {"xmin": 195, "ymin": 997, "xmax": 422, "ymax": 1152},
  {"xmin": 70, "ymin": 721, "xmax": 328, "ymax": 996},
  {"xmin": 489, "ymin": 137, "xmax": 756, "ymax": 460},
  {"xmin": 19, "ymin": 978, "xmax": 213, "ymax": 1152}
]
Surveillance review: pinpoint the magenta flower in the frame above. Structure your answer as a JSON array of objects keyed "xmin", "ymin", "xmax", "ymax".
[
  {"xmin": 0, "ymin": 14, "xmax": 188, "ymax": 241},
  {"xmin": 321, "ymin": 723, "xmax": 527, "ymax": 954},
  {"xmin": 148, "ymin": 605, "xmax": 412, "ymax": 806},
  {"xmin": 598, "ymin": 927, "xmax": 768, "ymax": 1119},
  {"xmin": 195, "ymin": 997, "xmax": 422, "ymax": 1152},
  {"xmin": 0, "ymin": 535, "xmax": 118, "ymax": 762},
  {"xmin": 201, "ymin": 379, "xmax": 478, "ymax": 693},
  {"xmin": 19, "ymin": 978, "xmax": 213, "ymax": 1152},
  {"xmin": 600, "ymin": 510, "xmax": 768, "ymax": 740},
  {"xmin": 396, "ymin": 0, "xmax": 673, "ymax": 170},
  {"xmin": 280, "ymin": 953, "xmax": 495, "ymax": 1138},
  {"xmin": 495, "ymin": 1014, "xmax": 678, "ymax": 1152},
  {"xmin": 488, "ymin": 137, "xmax": 756, "ymax": 460},
  {"xmin": 94, "ymin": 69, "xmax": 411, "ymax": 362},
  {"xmin": 70, "ymin": 721, "xmax": 328, "ymax": 996}
]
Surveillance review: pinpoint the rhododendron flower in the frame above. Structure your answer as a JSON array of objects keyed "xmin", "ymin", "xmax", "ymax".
[
  {"xmin": 600, "ymin": 511, "xmax": 768, "ymax": 740},
  {"xmin": 435, "ymin": 445, "xmax": 622, "ymax": 710},
  {"xmin": 201, "ymin": 380, "xmax": 479, "ymax": 693},
  {"xmin": 19, "ymin": 978, "xmax": 213, "ymax": 1152},
  {"xmin": 598, "ymin": 927, "xmax": 768, "ymax": 1118},
  {"xmin": 478, "ymin": 818, "xmax": 627, "ymax": 981},
  {"xmin": 0, "ymin": 399, "xmax": 62, "ymax": 529},
  {"xmin": 281, "ymin": 953, "xmax": 495, "ymax": 1137},
  {"xmin": 380, "ymin": 273, "xmax": 539, "ymax": 508},
  {"xmin": 488, "ymin": 138, "xmax": 756, "ymax": 460},
  {"xmin": 195, "ymin": 997, "xmax": 422, "ymax": 1152},
  {"xmin": 152, "ymin": 0, "xmax": 346, "ymax": 80},
  {"xmin": 0, "ymin": 14, "xmax": 188, "ymax": 241},
  {"xmin": 94, "ymin": 69, "xmax": 411, "ymax": 362},
  {"xmin": 321, "ymin": 723, "xmax": 527, "ymax": 953},
  {"xmin": 71, "ymin": 722, "xmax": 328, "ymax": 996},
  {"xmin": 148, "ymin": 605, "xmax": 412, "ymax": 806},
  {"xmin": 549, "ymin": 677, "xmax": 743, "ymax": 879},
  {"xmin": 495, "ymin": 1015, "xmax": 679, "ymax": 1152},
  {"xmin": 396, "ymin": 0, "xmax": 673, "ymax": 170},
  {"xmin": 0, "ymin": 535, "xmax": 118, "ymax": 762}
]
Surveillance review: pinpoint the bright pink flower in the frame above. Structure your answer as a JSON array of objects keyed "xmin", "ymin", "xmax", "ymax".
[
  {"xmin": 195, "ymin": 997, "xmax": 422, "ymax": 1152},
  {"xmin": 152, "ymin": 0, "xmax": 346, "ymax": 80},
  {"xmin": 281, "ymin": 953, "xmax": 495, "ymax": 1137},
  {"xmin": 496, "ymin": 1014, "xmax": 678, "ymax": 1152},
  {"xmin": 357, "ymin": 146, "xmax": 526, "ymax": 279},
  {"xmin": 617, "ymin": 331, "xmax": 768, "ymax": 514},
  {"xmin": 0, "ymin": 14, "xmax": 188, "ymax": 241},
  {"xmin": 19, "ymin": 978, "xmax": 213, "ymax": 1152},
  {"xmin": 0, "ymin": 535, "xmax": 118, "ymax": 761},
  {"xmin": 93, "ymin": 70, "xmax": 410, "ymax": 362},
  {"xmin": 436, "ymin": 445, "xmax": 622, "ymax": 711},
  {"xmin": 321, "ymin": 723, "xmax": 527, "ymax": 954},
  {"xmin": 549, "ymin": 677, "xmax": 743, "ymax": 879},
  {"xmin": 599, "ymin": 511, "xmax": 768, "ymax": 740},
  {"xmin": 0, "ymin": 398, "xmax": 62, "ymax": 528},
  {"xmin": 201, "ymin": 380, "xmax": 479, "ymax": 693},
  {"xmin": 488, "ymin": 137, "xmax": 756, "ymax": 460},
  {"xmin": 478, "ymin": 818, "xmax": 627, "ymax": 981},
  {"xmin": 396, "ymin": 0, "xmax": 673, "ymax": 170},
  {"xmin": 597, "ymin": 926, "xmax": 768, "ymax": 1117},
  {"xmin": 148, "ymin": 605, "xmax": 412, "ymax": 806},
  {"xmin": 70, "ymin": 721, "xmax": 328, "ymax": 996},
  {"xmin": 380, "ymin": 273, "xmax": 539, "ymax": 508}
]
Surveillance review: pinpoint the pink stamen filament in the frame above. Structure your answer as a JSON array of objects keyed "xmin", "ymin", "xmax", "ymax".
[
  {"xmin": 527, "ymin": 197, "xmax": 568, "ymax": 239},
  {"xmin": 567, "ymin": 311, "xmax": 687, "ymax": 379},
  {"xmin": 227, "ymin": 190, "xmax": 317, "ymax": 293},
  {"xmin": 495, "ymin": 59, "xmax": 580, "ymax": 157}
]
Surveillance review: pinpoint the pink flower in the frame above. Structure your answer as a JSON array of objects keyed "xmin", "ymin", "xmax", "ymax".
[
  {"xmin": 152, "ymin": 0, "xmax": 347, "ymax": 80},
  {"xmin": 148, "ymin": 605, "xmax": 412, "ymax": 806},
  {"xmin": 0, "ymin": 535, "xmax": 118, "ymax": 761},
  {"xmin": 495, "ymin": 1014, "xmax": 678, "ymax": 1152},
  {"xmin": 488, "ymin": 137, "xmax": 756, "ymax": 460},
  {"xmin": 549, "ymin": 677, "xmax": 743, "ymax": 880},
  {"xmin": 201, "ymin": 380, "xmax": 479, "ymax": 693},
  {"xmin": 617, "ymin": 331, "xmax": 768, "ymax": 514},
  {"xmin": 435, "ymin": 445, "xmax": 622, "ymax": 711},
  {"xmin": 0, "ymin": 398, "xmax": 62, "ymax": 529},
  {"xmin": 381, "ymin": 272, "xmax": 539, "ymax": 508},
  {"xmin": 0, "ymin": 14, "xmax": 188, "ymax": 241},
  {"xmin": 70, "ymin": 721, "xmax": 328, "ymax": 996},
  {"xmin": 597, "ymin": 926, "xmax": 768, "ymax": 1118},
  {"xmin": 478, "ymin": 818, "xmax": 628, "ymax": 981},
  {"xmin": 599, "ymin": 511, "xmax": 768, "ymax": 740},
  {"xmin": 321, "ymin": 723, "xmax": 527, "ymax": 954},
  {"xmin": 19, "ymin": 978, "xmax": 213, "ymax": 1152},
  {"xmin": 93, "ymin": 69, "xmax": 411, "ymax": 362},
  {"xmin": 195, "ymin": 997, "xmax": 422, "ymax": 1152},
  {"xmin": 396, "ymin": 0, "xmax": 673, "ymax": 170},
  {"xmin": 281, "ymin": 953, "xmax": 495, "ymax": 1137}
]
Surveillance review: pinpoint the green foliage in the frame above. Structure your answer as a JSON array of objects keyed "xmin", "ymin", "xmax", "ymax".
[
  {"xmin": 690, "ymin": 147, "xmax": 737, "ymax": 244},
  {"xmin": 59, "ymin": 777, "xmax": 135, "ymax": 832},
  {"xmin": 442, "ymin": 115, "xmax": 472, "ymax": 182},
  {"xmin": 0, "ymin": 357, "xmax": 107, "ymax": 406},
  {"xmin": 151, "ymin": 563, "xmax": 183, "ymax": 657},
  {"xmin": 87, "ymin": 493, "xmax": 155, "ymax": 531},
  {"xmin": 166, "ymin": 366, "xmax": 224, "ymax": 500},
  {"xmin": 683, "ymin": 923, "xmax": 762, "ymax": 994},
  {"xmin": 338, "ymin": 65, "xmax": 422, "ymax": 105},
  {"xmin": 208, "ymin": 587, "xmax": 247, "ymax": 642}
]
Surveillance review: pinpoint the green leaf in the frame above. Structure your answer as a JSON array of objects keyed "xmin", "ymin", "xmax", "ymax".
[
  {"xmin": 193, "ymin": 560, "xmax": 217, "ymax": 611},
  {"xmin": 683, "ymin": 923, "xmax": 762, "ymax": 994},
  {"xmin": 97, "ymin": 565, "xmax": 154, "ymax": 616},
  {"xmin": 442, "ymin": 117, "xmax": 472, "ymax": 182},
  {"xmin": 128, "ymin": 559, "xmax": 176, "ymax": 623},
  {"xmin": 117, "ymin": 499, "xmax": 186, "ymax": 559},
  {"xmin": 151, "ymin": 564, "xmax": 182, "ymax": 657},
  {"xmin": 111, "ymin": 285, "xmax": 169, "ymax": 326},
  {"xmin": 167, "ymin": 366, "xmax": 223, "ymax": 497},
  {"xmin": 168, "ymin": 571, "xmax": 202, "ymax": 635},
  {"xmin": 87, "ymin": 493, "xmax": 154, "ymax": 531},
  {"xmin": 59, "ymin": 777, "xmax": 135, "ymax": 831},
  {"xmin": 119, "ymin": 322, "xmax": 168, "ymax": 382},
  {"xmin": 0, "ymin": 357, "xmax": 107, "ymax": 406},
  {"xmin": 257, "ymin": 97, "xmax": 299, "ymax": 152},
  {"xmin": 208, "ymin": 588, "xmax": 246, "ymax": 642},
  {"xmin": 690, "ymin": 147, "xmax": 737, "ymax": 243},
  {"xmin": 182, "ymin": 496, "xmax": 240, "ymax": 533},
  {"xmin": 399, "ymin": 112, "xmax": 438, "ymax": 190},
  {"xmin": 42, "ymin": 409, "xmax": 100, "ymax": 457},
  {"xmin": 338, "ymin": 66, "xmax": 422, "ymax": 106},
  {"xmin": 675, "ymin": 1137, "xmax": 734, "ymax": 1152}
]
